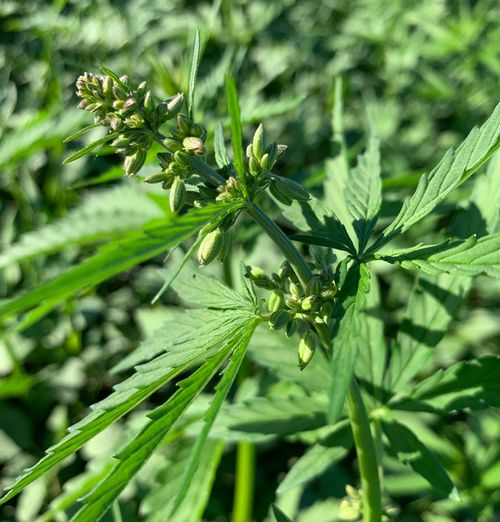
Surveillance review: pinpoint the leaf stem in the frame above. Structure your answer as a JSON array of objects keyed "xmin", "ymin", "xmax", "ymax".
[
  {"xmin": 347, "ymin": 380, "xmax": 382, "ymax": 522},
  {"xmin": 232, "ymin": 441, "xmax": 256, "ymax": 522}
]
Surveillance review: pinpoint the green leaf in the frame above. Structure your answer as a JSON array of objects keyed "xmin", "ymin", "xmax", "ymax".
[
  {"xmin": 277, "ymin": 421, "xmax": 352, "ymax": 493},
  {"xmin": 70, "ymin": 323, "xmax": 250, "ymax": 522},
  {"xmin": 169, "ymin": 320, "xmax": 256, "ymax": 516},
  {"xmin": 375, "ymin": 233, "xmax": 500, "ymax": 278},
  {"xmin": 272, "ymin": 505, "xmax": 294, "ymax": 522},
  {"xmin": 63, "ymin": 132, "xmax": 119, "ymax": 163},
  {"xmin": 214, "ymin": 121, "xmax": 230, "ymax": 168},
  {"xmin": 371, "ymin": 103, "xmax": 500, "ymax": 250},
  {"xmin": 385, "ymin": 273, "xmax": 469, "ymax": 393},
  {"xmin": 0, "ymin": 183, "xmax": 163, "ymax": 269},
  {"xmin": 0, "ymin": 202, "xmax": 240, "ymax": 320},
  {"xmin": 188, "ymin": 27, "xmax": 201, "ymax": 119},
  {"xmin": 141, "ymin": 439, "xmax": 224, "ymax": 522},
  {"xmin": 383, "ymin": 419, "xmax": 457, "ymax": 499},
  {"xmin": 328, "ymin": 263, "xmax": 371, "ymax": 423},
  {"xmin": 225, "ymin": 73, "xmax": 246, "ymax": 194},
  {"xmin": 171, "ymin": 268, "xmax": 253, "ymax": 311},
  {"xmin": 345, "ymin": 135, "xmax": 382, "ymax": 253},
  {"xmin": 210, "ymin": 394, "xmax": 328, "ymax": 442},
  {"xmin": 394, "ymin": 356, "xmax": 500, "ymax": 412},
  {"xmin": 0, "ymin": 309, "xmax": 245, "ymax": 506},
  {"xmin": 63, "ymin": 123, "xmax": 101, "ymax": 143}
]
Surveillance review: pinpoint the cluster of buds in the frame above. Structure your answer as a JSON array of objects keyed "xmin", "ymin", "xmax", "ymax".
[
  {"xmin": 244, "ymin": 124, "xmax": 310, "ymax": 204},
  {"xmin": 196, "ymin": 226, "xmax": 230, "ymax": 266},
  {"xmin": 144, "ymin": 113, "xmax": 208, "ymax": 213},
  {"xmin": 245, "ymin": 261, "xmax": 337, "ymax": 369},
  {"xmin": 76, "ymin": 71, "xmax": 183, "ymax": 176}
]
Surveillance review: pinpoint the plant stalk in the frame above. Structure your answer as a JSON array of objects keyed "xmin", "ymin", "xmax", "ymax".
[
  {"xmin": 232, "ymin": 441, "xmax": 256, "ymax": 522},
  {"xmin": 246, "ymin": 202, "xmax": 382, "ymax": 521},
  {"xmin": 347, "ymin": 380, "xmax": 382, "ymax": 522}
]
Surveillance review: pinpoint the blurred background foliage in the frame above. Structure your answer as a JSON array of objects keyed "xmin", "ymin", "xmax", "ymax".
[{"xmin": 0, "ymin": 0, "xmax": 499, "ymax": 520}]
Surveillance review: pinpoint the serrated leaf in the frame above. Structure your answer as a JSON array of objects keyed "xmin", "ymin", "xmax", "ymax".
[
  {"xmin": 0, "ymin": 183, "xmax": 163, "ymax": 269},
  {"xmin": 63, "ymin": 132, "xmax": 119, "ymax": 163},
  {"xmin": 345, "ymin": 135, "xmax": 382, "ymax": 253},
  {"xmin": 393, "ymin": 356, "xmax": 500, "ymax": 412},
  {"xmin": 209, "ymin": 394, "xmax": 328, "ymax": 442},
  {"xmin": 328, "ymin": 263, "xmax": 371, "ymax": 423},
  {"xmin": 0, "ymin": 202, "xmax": 240, "ymax": 320},
  {"xmin": 376, "ymin": 233, "xmax": 500, "ymax": 278},
  {"xmin": 188, "ymin": 27, "xmax": 201, "ymax": 118},
  {"xmin": 0, "ymin": 313, "xmax": 236, "ymax": 506},
  {"xmin": 371, "ymin": 103, "xmax": 500, "ymax": 251},
  {"xmin": 169, "ymin": 320, "xmax": 256, "ymax": 515},
  {"xmin": 225, "ymin": 73, "xmax": 246, "ymax": 194},
  {"xmin": 383, "ymin": 419, "xmax": 457, "ymax": 498},
  {"xmin": 171, "ymin": 268, "xmax": 252, "ymax": 311},
  {"xmin": 70, "ymin": 322, "xmax": 251, "ymax": 522},
  {"xmin": 214, "ymin": 121, "xmax": 230, "ymax": 168},
  {"xmin": 277, "ymin": 421, "xmax": 352, "ymax": 493}
]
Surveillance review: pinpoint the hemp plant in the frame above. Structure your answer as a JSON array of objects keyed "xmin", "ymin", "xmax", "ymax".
[{"xmin": 1, "ymin": 31, "xmax": 500, "ymax": 522}]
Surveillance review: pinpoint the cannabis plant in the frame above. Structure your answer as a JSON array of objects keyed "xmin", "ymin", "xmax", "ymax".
[{"xmin": 1, "ymin": 31, "xmax": 500, "ymax": 522}]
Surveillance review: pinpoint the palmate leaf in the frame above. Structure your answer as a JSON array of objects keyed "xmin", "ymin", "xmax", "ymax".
[
  {"xmin": 369, "ymin": 103, "xmax": 500, "ymax": 251},
  {"xmin": 375, "ymin": 232, "xmax": 500, "ymax": 278},
  {"xmin": 70, "ymin": 319, "xmax": 256, "ymax": 522},
  {"xmin": 0, "ymin": 183, "xmax": 163, "ymax": 269},
  {"xmin": 328, "ymin": 263, "xmax": 371, "ymax": 423},
  {"xmin": 382, "ymin": 419, "xmax": 457, "ymax": 499},
  {"xmin": 393, "ymin": 356, "xmax": 500, "ymax": 412},
  {"xmin": 0, "ymin": 201, "xmax": 241, "ymax": 320},
  {"xmin": 0, "ymin": 308, "xmax": 249, "ymax": 506},
  {"xmin": 345, "ymin": 135, "xmax": 382, "ymax": 253},
  {"xmin": 168, "ymin": 321, "xmax": 256, "ymax": 516}
]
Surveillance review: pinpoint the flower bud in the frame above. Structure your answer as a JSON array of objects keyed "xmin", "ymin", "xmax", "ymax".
[
  {"xmin": 144, "ymin": 90, "xmax": 155, "ymax": 112},
  {"xmin": 252, "ymin": 124, "xmax": 265, "ymax": 160},
  {"xmin": 301, "ymin": 296, "xmax": 316, "ymax": 311},
  {"xmin": 269, "ymin": 179, "xmax": 293, "ymax": 206},
  {"xmin": 269, "ymin": 310, "xmax": 289, "ymax": 330},
  {"xmin": 166, "ymin": 93, "xmax": 184, "ymax": 116},
  {"xmin": 276, "ymin": 144, "xmax": 288, "ymax": 161},
  {"xmin": 144, "ymin": 171, "xmax": 167, "ymax": 184},
  {"xmin": 273, "ymin": 177, "xmax": 310, "ymax": 201},
  {"xmin": 249, "ymin": 156, "xmax": 261, "ymax": 176},
  {"xmin": 164, "ymin": 138, "xmax": 183, "ymax": 152},
  {"xmin": 197, "ymin": 228, "xmax": 224, "ymax": 266},
  {"xmin": 124, "ymin": 149, "xmax": 146, "ymax": 176},
  {"xmin": 260, "ymin": 153, "xmax": 271, "ymax": 171},
  {"xmin": 268, "ymin": 291, "xmax": 284, "ymax": 312},
  {"xmin": 289, "ymin": 282, "xmax": 302, "ymax": 300},
  {"xmin": 285, "ymin": 319, "xmax": 297, "ymax": 337},
  {"xmin": 246, "ymin": 143, "xmax": 254, "ymax": 160},
  {"xmin": 266, "ymin": 142, "xmax": 278, "ymax": 166},
  {"xmin": 177, "ymin": 113, "xmax": 192, "ymax": 135},
  {"xmin": 183, "ymin": 136, "xmax": 205, "ymax": 155},
  {"xmin": 298, "ymin": 331, "xmax": 317, "ymax": 370},
  {"xmin": 169, "ymin": 176, "xmax": 186, "ymax": 213}
]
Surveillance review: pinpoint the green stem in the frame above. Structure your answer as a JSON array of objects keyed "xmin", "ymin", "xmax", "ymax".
[
  {"xmin": 232, "ymin": 441, "xmax": 256, "ymax": 522},
  {"xmin": 245, "ymin": 202, "xmax": 382, "ymax": 521},
  {"xmin": 246, "ymin": 202, "xmax": 312, "ymax": 287},
  {"xmin": 347, "ymin": 380, "xmax": 382, "ymax": 522}
]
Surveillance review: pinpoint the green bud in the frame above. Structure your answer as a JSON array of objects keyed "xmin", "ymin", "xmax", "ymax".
[
  {"xmin": 269, "ymin": 179, "xmax": 293, "ymax": 206},
  {"xmin": 169, "ymin": 176, "xmax": 186, "ymax": 213},
  {"xmin": 112, "ymin": 84, "xmax": 128, "ymax": 100},
  {"xmin": 102, "ymin": 76, "xmax": 113, "ymax": 95},
  {"xmin": 289, "ymin": 282, "xmax": 302, "ymax": 300},
  {"xmin": 124, "ymin": 149, "xmax": 146, "ymax": 176},
  {"xmin": 246, "ymin": 266, "xmax": 274, "ymax": 289},
  {"xmin": 273, "ymin": 177, "xmax": 310, "ymax": 201},
  {"xmin": 111, "ymin": 135, "xmax": 131, "ymax": 149},
  {"xmin": 173, "ymin": 150, "xmax": 191, "ymax": 168},
  {"xmin": 249, "ymin": 156, "xmax": 261, "ymax": 177},
  {"xmin": 144, "ymin": 90, "xmax": 155, "ymax": 112},
  {"xmin": 285, "ymin": 297, "xmax": 300, "ymax": 312},
  {"xmin": 144, "ymin": 171, "xmax": 167, "ymax": 184},
  {"xmin": 269, "ymin": 310, "xmax": 289, "ymax": 330},
  {"xmin": 246, "ymin": 143, "xmax": 254, "ymax": 160},
  {"xmin": 197, "ymin": 228, "xmax": 224, "ymax": 266},
  {"xmin": 320, "ymin": 302, "xmax": 333, "ymax": 323},
  {"xmin": 268, "ymin": 291, "xmax": 284, "ymax": 312},
  {"xmin": 321, "ymin": 286, "xmax": 337, "ymax": 300},
  {"xmin": 164, "ymin": 138, "xmax": 183, "ymax": 152},
  {"xmin": 162, "ymin": 177, "xmax": 174, "ymax": 190},
  {"xmin": 306, "ymin": 276, "xmax": 322, "ymax": 296},
  {"xmin": 298, "ymin": 331, "xmax": 317, "ymax": 370},
  {"xmin": 301, "ymin": 296, "xmax": 316, "ymax": 311},
  {"xmin": 285, "ymin": 319, "xmax": 297, "ymax": 337},
  {"xmin": 252, "ymin": 124, "xmax": 265, "ymax": 160},
  {"xmin": 338, "ymin": 500, "xmax": 360, "ymax": 521},
  {"xmin": 177, "ymin": 113, "xmax": 192, "ymax": 135},
  {"xmin": 183, "ymin": 136, "xmax": 205, "ymax": 155},
  {"xmin": 136, "ymin": 81, "xmax": 147, "ymax": 98},
  {"xmin": 265, "ymin": 142, "xmax": 278, "ymax": 167},
  {"xmin": 276, "ymin": 144, "xmax": 288, "ymax": 161},
  {"xmin": 124, "ymin": 113, "xmax": 145, "ymax": 128},
  {"xmin": 191, "ymin": 123, "xmax": 205, "ymax": 139},
  {"xmin": 166, "ymin": 93, "xmax": 184, "ymax": 116},
  {"xmin": 260, "ymin": 153, "xmax": 271, "ymax": 171}
]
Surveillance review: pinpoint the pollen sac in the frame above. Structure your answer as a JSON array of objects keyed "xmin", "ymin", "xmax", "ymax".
[
  {"xmin": 197, "ymin": 228, "xmax": 224, "ymax": 266},
  {"xmin": 169, "ymin": 177, "xmax": 186, "ymax": 213}
]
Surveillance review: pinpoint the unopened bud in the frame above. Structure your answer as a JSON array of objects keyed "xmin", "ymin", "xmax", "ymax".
[
  {"xmin": 269, "ymin": 310, "xmax": 289, "ymax": 330},
  {"xmin": 285, "ymin": 319, "xmax": 297, "ymax": 337},
  {"xmin": 124, "ymin": 149, "xmax": 146, "ymax": 176},
  {"xmin": 268, "ymin": 291, "xmax": 284, "ymax": 313},
  {"xmin": 289, "ymin": 282, "xmax": 302, "ymax": 300},
  {"xmin": 169, "ymin": 176, "xmax": 186, "ymax": 213},
  {"xmin": 177, "ymin": 113, "xmax": 192, "ymax": 134},
  {"xmin": 197, "ymin": 229, "xmax": 224, "ymax": 266},
  {"xmin": 298, "ymin": 331, "xmax": 317, "ymax": 370},
  {"xmin": 183, "ymin": 136, "xmax": 205, "ymax": 155},
  {"xmin": 249, "ymin": 156, "xmax": 261, "ymax": 176},
  {"xmin": 166, "ymin": 93, "xmax": 184, "ymax": 115},
  {"xmin": 273, "ymin": 177, "xmax": 310, "ymax": 201},
  {"xmin": 144, "ymin": 171, "xmax": 167, "ymax": 184},
  {"xmin": 269, "ymin": 179, "xmax": 293, "ymax": 206},
  {"xmin": 260, "ymin": 153, "xmax": 271, "ymax": 171},
  {"xmin": 252, "ymin": 124, "xmax": 265, "ymax": 160}
]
